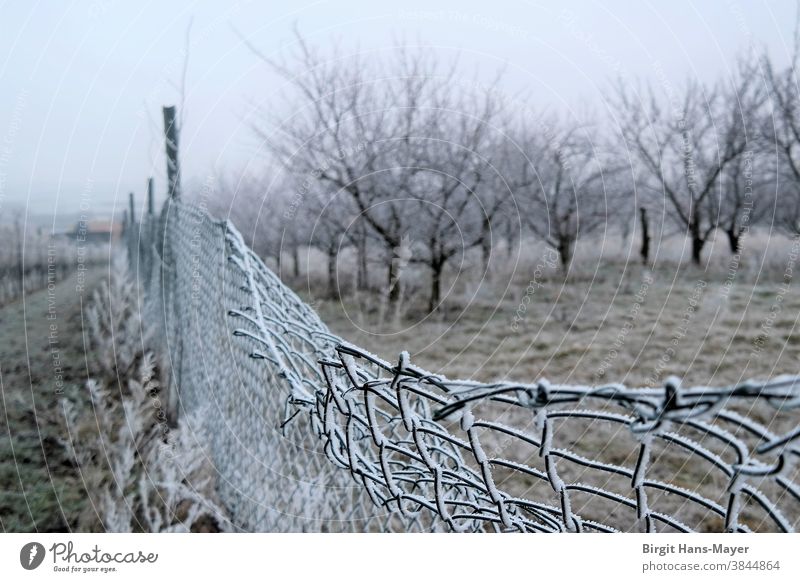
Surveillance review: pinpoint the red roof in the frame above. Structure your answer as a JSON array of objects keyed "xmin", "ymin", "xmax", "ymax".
[{"xmin": 73, "ymin": 219, "xmax": 120, "ymax": 234}]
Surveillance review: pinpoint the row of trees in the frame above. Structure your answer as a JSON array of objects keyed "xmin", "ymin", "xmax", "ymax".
[{"xmin": 208, "ymin": 35, "xmax": 800, "ymax": 310}]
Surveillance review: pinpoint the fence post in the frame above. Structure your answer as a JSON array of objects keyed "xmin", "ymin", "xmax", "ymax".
[
  {"xmin": 128, "ymin": 192, "xmax": 136, "ymax": 225},
  {"xmin": 14, "ymin": 217, "xmax": 23, "ymax": 296},
  {"xmin": 162, "ymin": 106, "xmax": 181, "ymax": 200},
  {"xmin": 162, "ymin": 105, "xmax": 182, "ymax": 427},
  {"xmin": 147, "ymin": 177, "xmax": 155, "ymax": 215},
  {"xmin": 127, "ymin": 193, "xmax": 137, "ymax": 268}
]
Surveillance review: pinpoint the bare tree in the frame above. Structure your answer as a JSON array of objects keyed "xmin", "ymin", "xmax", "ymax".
[
  {"xmin": 715, "ymin": 57, "xmax": 770, "ymax": 254},
  {"xmin": 246, "ymin": 35, "xmax": 414, "ymax": 301},
  {"xmin": 612, "ymin": 66, "xmax": 758, "ymax": 265},
  {"xmin": 479, "ymin": 133, "xmax": 527, "ymax": 272},
  {"xmin": 204, "ymin": 171, "xmax": 307, "ymax": 276},
  {"xmin": 511, "ymin": 117, "xmax": 614, "ymax": 269},
  {"xmin": 715, "ymin": 149, "xmax": 771, "ymax": 254},
  {"xmin": 299, "ymin": 180, "xmax": 360, "ymax": 297},
  {"xmin": 404, "ymin": 86, "xmax": 506, "ymax": 310},
  {"xmin": 762, "ymin": 34, "xmax": 800, "ymax": 235},
  {"xmin": 249, "ymin": 33, "xmax": 507, "ymax": 307}
]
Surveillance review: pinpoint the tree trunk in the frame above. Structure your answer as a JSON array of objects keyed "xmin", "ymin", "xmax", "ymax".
[
  {"xmin": 505, "ymin": 228, "xmax": 515, "ymax": 259},
  {"xmin": 429, "ymin": 265, "xmax": 442, "ymax": 312},
  {"xmin": 557, "ymin": 238, "xmax": 573, "ymax": 271},
  {"xmin": 691, "ymin": 234, "xmax": 705, "ymax": 265},
  {"xmin": 686, "ymin": 215, "xmax": 707, "ymax": 265},
  {"xmin": 640, "ymin": 207, "xmax": 650, "ymax": 266},
  {"xmin": 387, "ymin": 260, "xmax": 400, "ymax": 303},
  {"xmin": 357, "ymin": 234, "xmax": 368, "ymax": 290},
  {"xmin": 726, "ymin": 228, "xmax": 741, "ymax": 255},
  {"xmin": 292, "ymin": 245, "xmax": 300, "ymax": 278},
  {"xmin": 327, "ymin": 249, "xmax": 337, "ymax": 298},
  {"xmin": 481, "ymin": 217, "xmax": 491, "ymax": 272}
]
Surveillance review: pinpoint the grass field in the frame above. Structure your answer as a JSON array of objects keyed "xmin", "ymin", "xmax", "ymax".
[
  {"xmin": 4, "ymin": 227, "xmax": 800, "ymax": 532},
  {"xmin": 303, "ymin": 230, "xmax": 800, "ymax": 531},
  {"xmin": 309, "ymin": 230, "xmax": 800, "ymax": 388},
  {"xmin": 0, "ymin": 268, "xmax": 104, "ymax": 532}
]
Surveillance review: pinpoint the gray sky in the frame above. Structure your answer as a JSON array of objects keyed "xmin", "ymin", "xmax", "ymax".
[{"xmin": 1, "ymin": 0, "xmax": 797, "ymax": 226}]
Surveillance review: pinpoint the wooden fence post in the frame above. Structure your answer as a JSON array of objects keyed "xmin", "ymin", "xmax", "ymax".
[
  {"xmin": 162, "ymin": 106, "xmax": 181, "ymax": 200},
  {"xmin": 162, "ymin": 105, "xmax": 182, "ymax": 426},
  {"xmin": 128, "ymin": 192, "xmax": 136, "ymax": 225},
  {"xmin": 147, "ymin": 177, "xmax": 155, "ymax": 215}
]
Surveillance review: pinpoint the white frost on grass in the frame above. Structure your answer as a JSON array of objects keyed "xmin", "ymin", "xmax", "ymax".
[{"xmin": 62, "ymin": 253, "xmax": 231, "ymax": 532}]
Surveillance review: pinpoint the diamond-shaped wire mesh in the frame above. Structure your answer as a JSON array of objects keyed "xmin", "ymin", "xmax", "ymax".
[{"xmin": 129, "ymin": 199, "xmax": 800, "ymax": 532}]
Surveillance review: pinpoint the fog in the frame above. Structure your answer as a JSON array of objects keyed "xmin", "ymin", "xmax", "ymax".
[{"xmin": 0, "ymin": 0, "xmax": 796, "ymax": 226}]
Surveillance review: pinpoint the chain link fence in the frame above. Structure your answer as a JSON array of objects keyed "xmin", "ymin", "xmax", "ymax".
[{"xmin": 130, "ymin": 199, "xmax": 800, "ymax": 532}]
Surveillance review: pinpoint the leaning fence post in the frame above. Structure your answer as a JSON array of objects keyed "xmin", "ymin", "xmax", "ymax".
[
  {"xmin": 163, "ymin": 106, "xmax": 181, "ymax": 200},
  {"xmin": 162, "ymin": 105, "xmax": 182, "ymax": 427}
]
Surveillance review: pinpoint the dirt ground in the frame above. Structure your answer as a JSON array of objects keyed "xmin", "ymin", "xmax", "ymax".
[{"xmin": 0, "ymin": 268, "xmax": 104, "ymax": 532}]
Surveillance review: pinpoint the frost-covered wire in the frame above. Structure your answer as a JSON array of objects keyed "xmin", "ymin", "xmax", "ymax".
[{"xmin": 131, "ymin": 200, "xmax": 800, "ymax": 532}]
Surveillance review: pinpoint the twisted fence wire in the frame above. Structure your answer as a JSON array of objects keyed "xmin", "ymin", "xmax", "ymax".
[{"xmin": 131, "ymin": 199, "xmax": 800, "ymax": 532}]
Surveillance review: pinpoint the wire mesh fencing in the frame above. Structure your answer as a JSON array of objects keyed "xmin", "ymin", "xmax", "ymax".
[{"xmin": 130, "ymin": 199, "xmax": 800, "ymax": 532}]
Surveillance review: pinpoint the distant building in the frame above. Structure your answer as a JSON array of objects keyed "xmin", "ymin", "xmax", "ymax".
[{"xmin": 66, "ymin": 219, "xmax": 122, "ymax": 244}]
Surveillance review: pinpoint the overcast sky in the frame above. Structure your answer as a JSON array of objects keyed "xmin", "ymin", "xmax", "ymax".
[{"xmin": 1, "ymin": 0, "xmax": 798, "ymax": 225}]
